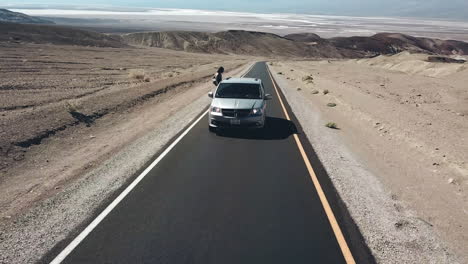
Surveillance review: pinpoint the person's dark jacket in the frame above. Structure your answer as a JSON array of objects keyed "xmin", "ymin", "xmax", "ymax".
[{"xmin": 212, "ymin": 72, "xmax": 222, "ymax": 86}]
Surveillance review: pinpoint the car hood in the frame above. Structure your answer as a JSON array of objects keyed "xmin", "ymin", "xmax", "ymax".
[{"xmin": 211, "ymin": 98, "xmax": 263, "ymax": 109}]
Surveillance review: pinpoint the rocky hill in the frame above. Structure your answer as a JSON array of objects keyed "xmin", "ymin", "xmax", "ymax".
[
  {"xmin": 0, "ymin": 22, "xmax": 126, "ymax": 47},
  {"xmin": 0, "ymin": 8, "xmax": 54, "ymax": 24},
  {"xmin": 286, "ymin": 32, "xmax": 468, "ymax": 56},
  {"xmin": 124, "ymin": 30, "xmax": 468, "ymax": 58},
  {"xmin": 122, "ymin": 30, "xmax": 364, "ymax": 58}
]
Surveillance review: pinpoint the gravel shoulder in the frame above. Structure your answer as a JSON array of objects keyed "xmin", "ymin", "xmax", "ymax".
[{"xmin": 269, "ymin": 55, "xmax": 466, "ymax": 263}]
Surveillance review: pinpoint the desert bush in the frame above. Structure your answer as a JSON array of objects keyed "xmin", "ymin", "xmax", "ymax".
[
  {"xmin": 311, "ymin": 90, "xmax": 319, "ymax": 94},
  {"xmin": 325, "ymin": 122, "xmax": 338, "ymax": 129},
  {"xmin": 323, "ymin": 89, "xmax": 329, "ymax": 95},
  {"xmin": 302, "ymin": 75, "xmax": 314, "ymax": 83},
  {"xmin": 64, "ymin": 101, "xmax": 78, "ymax": 113},
  {"xmin": 297, "ymin": 88, "xmax": 302, "ymax": 91},
  {"xmin": 129, "ymin": 70, "xmax": 146, "ymax": 81},
  {"xmin": 327, "ymin": 103, "xmax": 337, "ymax": 107},
  {"xmin": 278, "ymin": 72, "xmax": 283, "ymax": 75},
  {"xmin": 144, "ymin": 77, "xmax": 151, "ymax": 82}
]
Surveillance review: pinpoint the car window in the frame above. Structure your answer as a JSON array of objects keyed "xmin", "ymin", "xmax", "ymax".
[{"xmin": 216, "ymin": 83, "xmax": 262, "ymax": 99}]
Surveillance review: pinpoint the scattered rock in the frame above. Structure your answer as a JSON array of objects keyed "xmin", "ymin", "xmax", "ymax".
[
  {"xmin": 394, "ymin": 220, "xmax": 409, "ymax": 229},
  {"xmin": 302, "ymin": 75, "xmax": 314, "ymax": 83},
  {"xmin": 311, "ymin": 90, "xmax": 319, "ymax": 94},
  {"xmin": 433, "ymin": 162, "xmax": 440, "ymax": 166},
  {"xmin": 448, "ymin": 178, "xmax": 455, "ymax": 184},
  {"xmin": 323, "ymin": 89, "xmax": 329, "ymax": 95},
  {"xmin": 296, "ymin": 88, "xmax": 302, "ymax": 91},
  {"xmin": 327, "ymin": 103, "xmax": 337, "ymax": 107},
  {"xmin": 278, "ymin": 72, "xmax": 283, "ymax": 75}
]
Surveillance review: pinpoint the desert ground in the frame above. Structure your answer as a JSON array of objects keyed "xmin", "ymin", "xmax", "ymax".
[{"xmin": 270, "ymin": 53, "xmax": 467, "ymax": 263}]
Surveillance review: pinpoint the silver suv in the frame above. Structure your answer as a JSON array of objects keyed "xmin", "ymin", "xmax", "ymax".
[{"xmin": 208, "ymin": 78, "xmax": 272, "ymax": 132}]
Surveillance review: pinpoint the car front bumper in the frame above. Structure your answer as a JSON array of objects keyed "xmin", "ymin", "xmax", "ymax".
[{"xmin": 209, "ymin": 113, "xmax": 265, "ymax": 128}]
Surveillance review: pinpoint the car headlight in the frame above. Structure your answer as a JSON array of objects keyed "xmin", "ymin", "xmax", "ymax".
[
  {"xmin": 211, "ymin": 107, "xmax": 221, "ymax": 113},
  {"xmin": 251, "ymin": 108, "xmax": 263, "ymax": 115}
]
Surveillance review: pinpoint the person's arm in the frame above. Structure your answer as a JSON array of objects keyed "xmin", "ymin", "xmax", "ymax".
[
  {"xmin": 212, "ymin": 73, "xmax": 218, "ymax": 86},
  {"xmin": 216, "ymin": 73, "xmax": 222, "ymax": 84}
]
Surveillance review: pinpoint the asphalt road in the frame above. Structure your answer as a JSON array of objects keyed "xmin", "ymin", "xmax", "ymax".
[{"xmin": 51, "ymin": 62, "xmax": 371, "ymax": 264}]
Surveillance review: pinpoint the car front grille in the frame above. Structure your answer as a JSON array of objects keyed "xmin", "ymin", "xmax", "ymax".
[{"xmin": 222, "ymin": 109, "xmax": 251, "ymax": 118}]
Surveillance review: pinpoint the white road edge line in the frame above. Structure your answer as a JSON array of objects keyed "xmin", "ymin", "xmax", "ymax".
[{"xmin": 50, "ymin": 63, "xmax": 255, "ymax": 264}]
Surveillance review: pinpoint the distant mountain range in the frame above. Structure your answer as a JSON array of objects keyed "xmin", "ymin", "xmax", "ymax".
[
  {"xmin": 0, "ymin": 8, "xmax": 54, "ymax": 24},
  {"xmin": 1, "ymin": 9, "xmax": 467, "ymax": 58},
  {"xmin": 123, "ymin": 30, "xmax": 468, "ymax": 58}
]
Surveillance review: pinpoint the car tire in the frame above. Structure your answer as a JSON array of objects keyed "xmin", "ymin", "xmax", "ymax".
[{"xmin": 208, "ymin": 126, "xmax": 216, "ymax": 133}]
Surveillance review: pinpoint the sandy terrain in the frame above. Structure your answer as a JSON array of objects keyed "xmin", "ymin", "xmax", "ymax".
[
  {"xmin": 270, "ymin": 54, "xmax": 467, "ymax": 263},
  {"xmin": 0, "ymin": 42, "xmax": 250, "ymax": 221}
]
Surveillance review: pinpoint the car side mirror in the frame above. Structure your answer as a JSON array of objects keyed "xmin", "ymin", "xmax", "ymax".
[
  {"xmin": 264, "ymin": 94, "xmax": 272, "ymax": 100},
  {"xmin": 208, "ymin": 92, "xmax": 213, "ymax": 98}
]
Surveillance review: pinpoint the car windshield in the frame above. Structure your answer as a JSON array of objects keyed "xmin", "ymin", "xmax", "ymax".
[{"xmin": 215, "ymin": 83, "xmax": 262, "ymax": 99}]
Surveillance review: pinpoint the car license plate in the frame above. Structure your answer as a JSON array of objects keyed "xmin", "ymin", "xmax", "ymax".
[{"xmin": 230, "ymin": 119, "xmax": 240, "ymax": 125}]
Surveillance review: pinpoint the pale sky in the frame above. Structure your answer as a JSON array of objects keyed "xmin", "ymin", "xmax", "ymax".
[{"xmin": 2, "ymin": 0, "xmax": 468, "ymax": 20}]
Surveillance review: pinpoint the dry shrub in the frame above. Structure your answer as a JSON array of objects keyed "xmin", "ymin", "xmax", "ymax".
[
  {"xmin": 325, "ymin": 122, "xmax": 338, "ymax": 129},
  {"xmin": 302, "ymin": 75, "xmax": 314, "ymax": 83},
  {"xmin": 64, "ymin": 101, "xmax": 78, "ymax": 113},
  {"xmin": 129, "ymin": 70, "xmax": 146, "ymax": 81}
]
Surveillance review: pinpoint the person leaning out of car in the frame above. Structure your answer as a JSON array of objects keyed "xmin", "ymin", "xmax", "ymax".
[{"xmin": 212, "ymin": 66, "xmax": 224, "ymax": 86}]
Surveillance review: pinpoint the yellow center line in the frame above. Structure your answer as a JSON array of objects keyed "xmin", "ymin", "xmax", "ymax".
[{"xmin": 266, "ymin": 65, "xmax": 356, "ymax": 264}]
